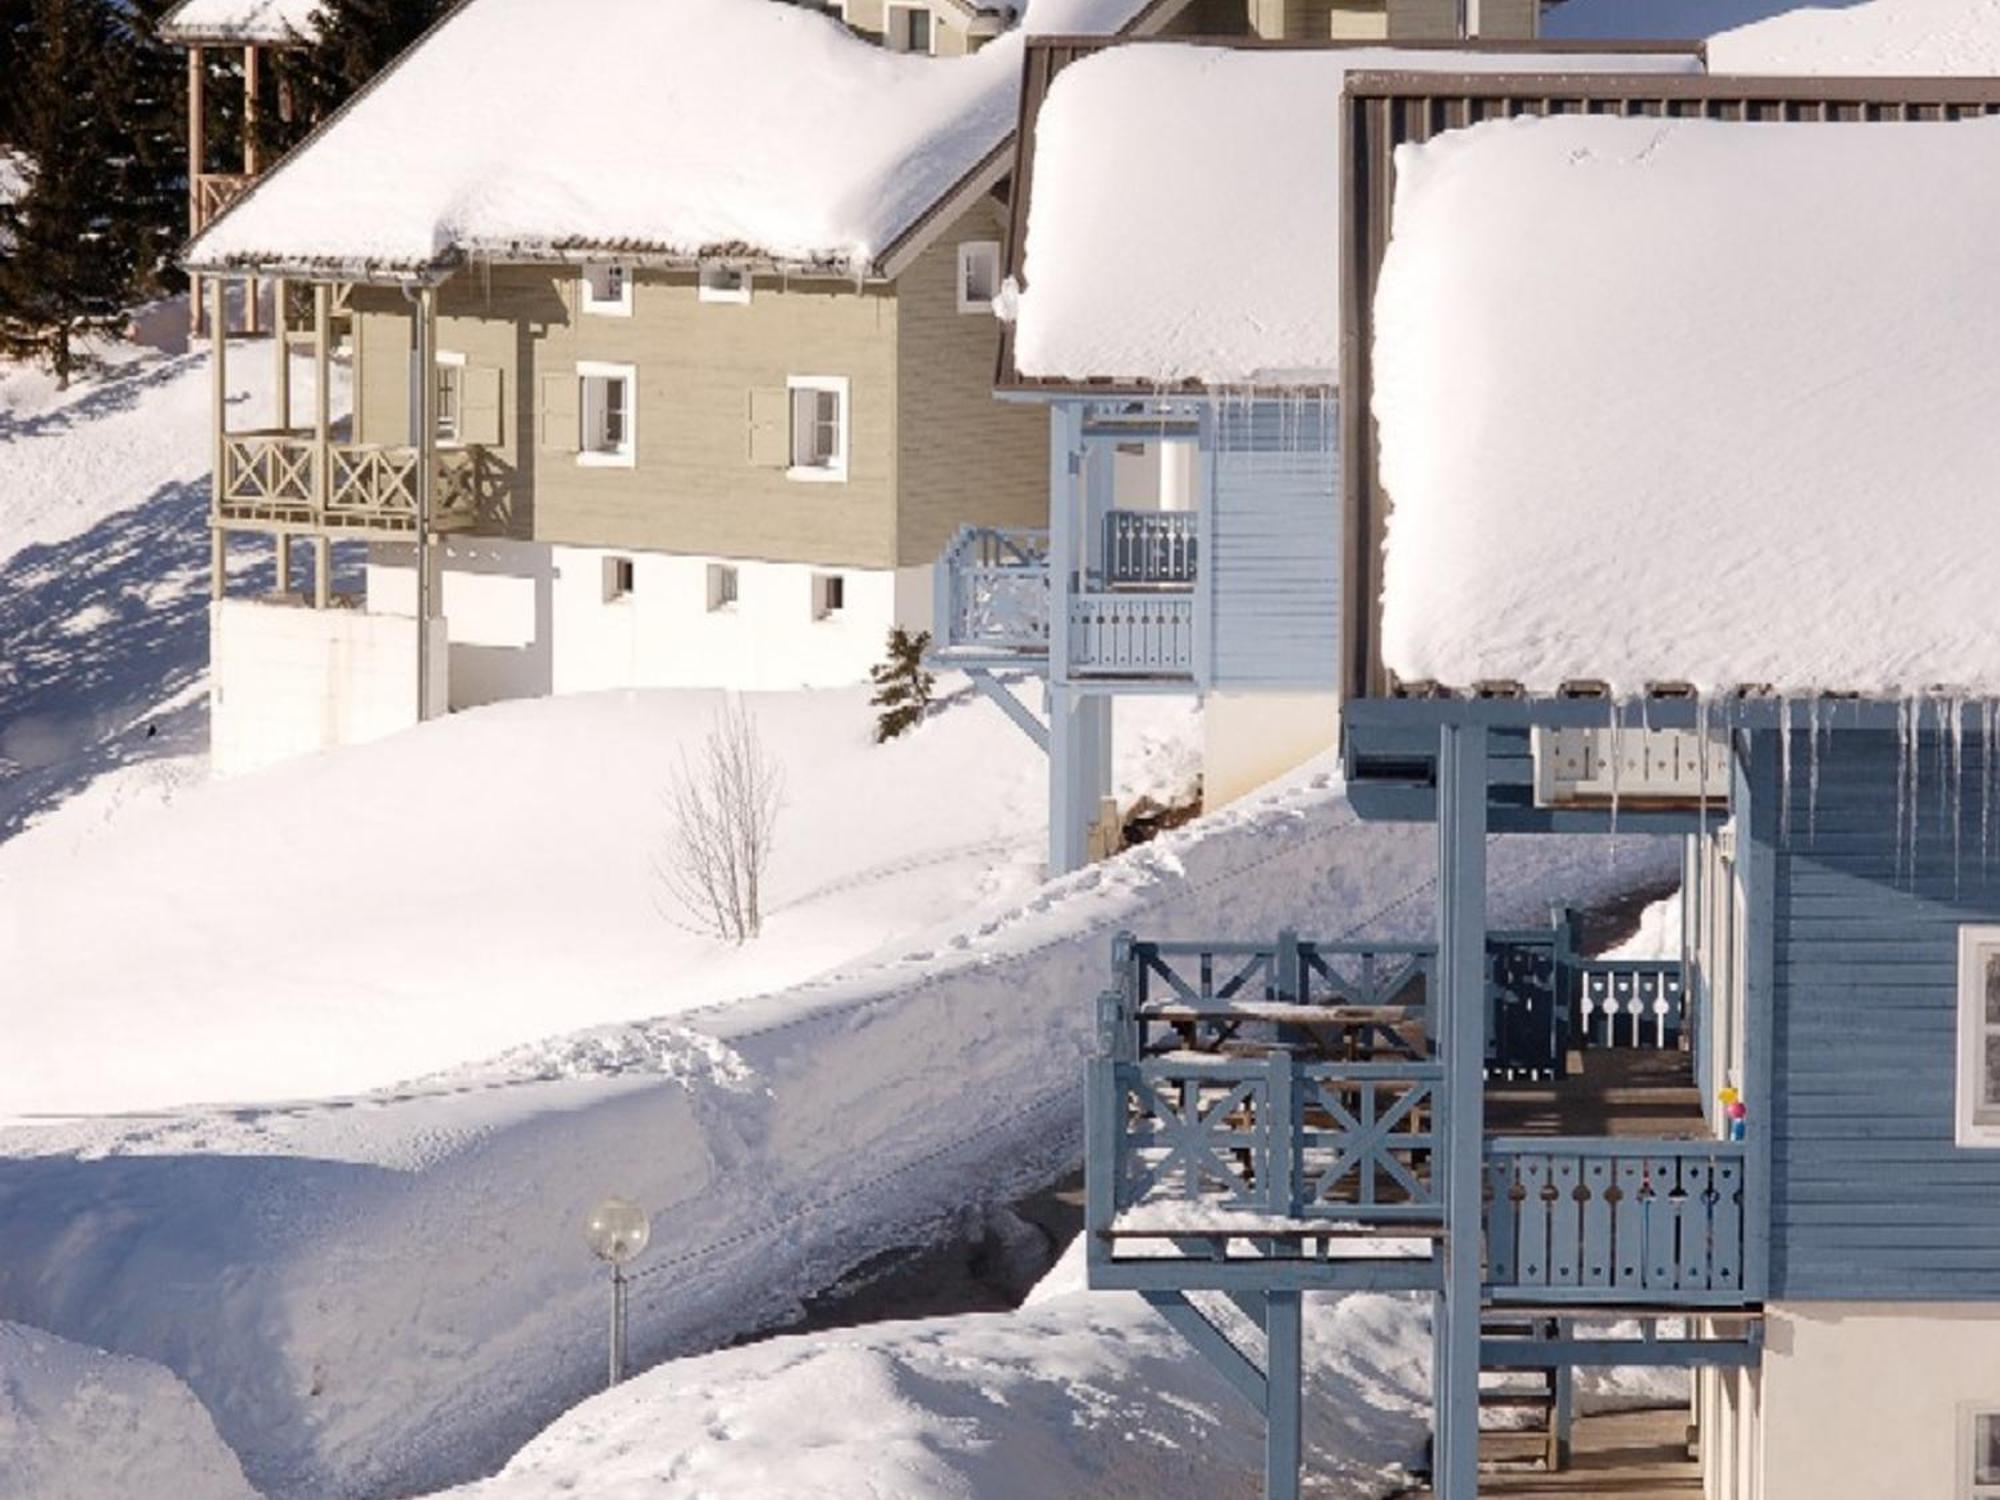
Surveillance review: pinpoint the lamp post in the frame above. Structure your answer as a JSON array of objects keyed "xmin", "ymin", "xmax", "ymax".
[{"xmin": 584, "ymin": 1196, "xmax": 651, "ymax": 1387}]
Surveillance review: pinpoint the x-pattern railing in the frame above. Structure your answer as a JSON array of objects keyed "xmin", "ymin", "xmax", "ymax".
[
  {"xmin": 1298, "ymin": 1064, "xmax": 1440, "ymax": 1217},
  {"xmin": 215, "ymin": 434, "xmax": 481, "ymax": 535}
]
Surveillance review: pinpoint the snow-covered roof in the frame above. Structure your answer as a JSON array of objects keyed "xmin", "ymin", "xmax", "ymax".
[
  {"xmin": 1004, "ymin": 45, "xmax": 1704, "ymax": 391},
  {"xmin": 185, "ymin": 0, "xmax": 1166, "ymax": 281},
  {"xmin": 1546, "ymin": 0, "xmax": 2000, "ymax": 75},
  {"xmin": 1373, "ymin": 110, "xmax": 2000, "ymax": 699},
  {"xmin": 157, "ymin": 0, "xmax": 320, "ymax": 44}
]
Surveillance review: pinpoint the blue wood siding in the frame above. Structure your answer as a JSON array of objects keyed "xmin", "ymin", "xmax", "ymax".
[
  {"xmin": 1208, "ymin": 400, "xmax": 1339, "ymax": 691},
  {"xmin": 1768, "ymin": 727, "xmax": 2000, "ymax": 1300}
]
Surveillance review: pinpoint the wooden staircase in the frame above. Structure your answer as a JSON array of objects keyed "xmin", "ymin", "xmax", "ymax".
[{"xmin": 1478, "ymin": 1315, "xmax": 1572, "ymax": 1473}]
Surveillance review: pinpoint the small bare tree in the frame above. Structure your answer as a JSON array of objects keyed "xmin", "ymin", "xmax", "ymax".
[{"xmin": 659, "ymin": 697, "xmax": 784, "ymax": 943}]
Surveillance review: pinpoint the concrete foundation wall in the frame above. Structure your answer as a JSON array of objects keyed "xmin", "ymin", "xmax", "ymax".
[
  {"xmin": 366, "ymin": 538, "xmax": 928, "ymax": 704},
  {"xmin": 1755, "ymin": 1302, "xmax": 2000, "ymax": 1500},
  {"xmin": 1201, "ymin": 690, "xmax": 1340, "ymax": 808},
  {"xmin": 209, "ymin": 599, "xmax": 446, "ymax": 776}
]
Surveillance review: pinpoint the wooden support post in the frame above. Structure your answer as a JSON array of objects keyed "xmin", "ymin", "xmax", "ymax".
[
  {"xmin": 272, "ymin": 275, "xmax": 291, "ymax": 429},
  {"xmin": 210, "ymin": 278, "xmax": 229, "ymax": 599},
  {"xmin": 1263, "ymin": 1289, "xmax": 1303, "ymax": 1500},
  {"xmin": 274, "ymin": 534, "xmax": 293, "ymax": 597},
  {"xmin": 187, "ymin": 46, "xmax": 205, "ymax": 338},
  {"xmin": 242, "ymin": 46, "xmax": 262, "ymax": 336},
  {"xmin": 312, "ymin": 283, "xmax": 332, "ymax": 607},
  {"xmin": 1046, "ymin": 402, "xmax": 1081, "ymax": 877},
  {"xmin": 1739, "ymin": 731, "xmax": 1777, "ymax": 1300},
  {"xmin": 1434, "ymin": 720, "xmax": 1488, "ymax": 1500},
  {"xmin": 414, "ymin": 284, "xmax": 438, "ymax": 720}
]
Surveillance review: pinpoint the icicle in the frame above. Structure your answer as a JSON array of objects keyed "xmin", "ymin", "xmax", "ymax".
[
  {"xmin": 1606, "ymin": 696, "xmax": 1623, "ymax": 854},
  {"xmin": 1937, "ymin": 693, "xmax": 1950, "ymax": 849},
  {"xmin": 1778, "ymin": 695, "xmax": 1793, "ymax": 848},
  {"xmin": 1984, "ymin": 699, "xmax": 1996, "ymax": 871},
  {"xmin": 1806, "ymin": 696, "xmax": 1823, "ymax": 846},
  {"xmin": 1896, "ymin": 696, "xmax": 1911, "ymax": 886},
  {"xmin": 1695, "ymin": 693, "xmax": 1710, "ymax": 848}
]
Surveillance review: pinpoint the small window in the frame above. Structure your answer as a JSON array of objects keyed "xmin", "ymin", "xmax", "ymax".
[
  {"xmin": 885, "ymin": 3, "xmax": 933, "ymax": 52},
  {"xmin": 415, "ymin": 352, "xmax": 466, "ymax": 444},
  {"xmin": 707, "ymin": 563, "xmax": 738, "ymax": 612},
  {"xmin": 1956, "ymin": 927, "xmax": 2000, "ymax": 1146},
  {"xmin": 1966, "ymin": 1408, "xmax": 2000, "ymax": 1499},
  {"xmin": 813, "ymin": 573, "xmax": 845, "ymax": 620},
  {"xmin": 787, "ymin": 375, "xmax": 848, "ymax": 482},
  {"xmin": 957, "ymin": 240, "xmax": 1001, "ymax": 314},
  {"xmin": 603, "ymin": 556, "xmax": 635, "ymax": 601},
  {"xmin": 581, "ymin": 263, "xmax": 632, "ymax": 316},
  {"xmin": 699, "ymin": 263, "xmax": 752, "ymax": 305},
  {"xmin": 578, "ymin": 362, "xmax": 636, "ymax": 466}
]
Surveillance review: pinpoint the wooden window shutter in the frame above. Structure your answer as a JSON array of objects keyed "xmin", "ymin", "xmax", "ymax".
[
  {"xmin": 538, "ymin": 372, "xmax": 577, "ymax": 454},
  {"xmin": 462, "ymin": 367, "xmax": 504, "ymax": 447},
  {"xmin": 747, "ymin": 388, "xmax": 788, "ymax": 467}
]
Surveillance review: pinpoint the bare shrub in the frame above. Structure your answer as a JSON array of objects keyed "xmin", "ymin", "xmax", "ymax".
[{"xmin": 658, "ymin": 697, "xmax": 784, "ymax": 943}]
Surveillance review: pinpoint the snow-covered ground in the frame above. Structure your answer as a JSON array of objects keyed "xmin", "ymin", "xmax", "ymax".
[
  {"xmin": 0, "ymin": 750, "xmax": 1678, "ymax": 1498},
  {"xmin": 0, "ymin": 1321, "xmax": 260, "ymax": 1500}
]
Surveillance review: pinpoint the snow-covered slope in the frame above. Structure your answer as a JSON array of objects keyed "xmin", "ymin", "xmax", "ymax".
[
  {"xmin": 0, "ymin": 754, "xmax": 1676, "ymax": 1499},
  {"xmin": 0, "ymin": 684, "xmax": 1197, "ymax": 1118},
  {"xmin": 0, "ymin": 1321, "xmax": 261, "ymax": 1500}
]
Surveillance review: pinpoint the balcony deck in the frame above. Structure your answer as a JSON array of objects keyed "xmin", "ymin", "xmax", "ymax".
[
  {"xmin": 1395, "ymin": 1408, "xmax": 1699, "ymax": 1498},
  {"xmin": 1487, "ymin": 1050, "xmax": 1705, "ymax": 1141}
]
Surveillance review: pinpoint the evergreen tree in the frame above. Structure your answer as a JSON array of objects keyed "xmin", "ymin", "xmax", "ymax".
[
  {"xmin": 260, "ymin": 0, "xmax": 449, "ymax": 159},
  {"xmin": 0, "ymin": 0, "xmax": 34, "ymax": 146},
  {"xmin": 869, "ymin": 628, "xmax": 935, "ymax": 743},
  {"xmin": 102, "ymin": 0, "xmax": 187, "ymax": 301},
  {"xmin": 0, "ymin": 0, "xmax": 138, "ymax": 386}
]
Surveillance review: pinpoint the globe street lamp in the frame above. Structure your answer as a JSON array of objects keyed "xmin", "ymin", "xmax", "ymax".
[{"xmin": 584, "ymin": 1196, "xmax": 651, "ymax": 1386}]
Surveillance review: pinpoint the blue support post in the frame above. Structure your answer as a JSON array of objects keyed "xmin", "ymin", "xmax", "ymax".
[
  {"xmin": 1738, "ymin": 731, "xmax": 1778, "ymax": 1300},
  {"xmin": 1434, "ymin": 721, "xmax": 1488, "ymax": 1500},
  {"xmin": 1264, "ymin": 1289, "xmax": 1303, "ymax": 1500}
]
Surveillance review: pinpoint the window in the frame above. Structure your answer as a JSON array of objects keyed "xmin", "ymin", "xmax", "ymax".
[
  {"xmin": 581, "ymin": 263, "xmax": 633, "ymax": 316},
  {"xmin": 603, "ymin": 555, "xmax": 635, "ymax": 602},
  {"xmin": 413, "ymin": 351, "xmax": 467, "ymax": 444},
  {"xmin": 699, "ymin": 263, "xmax": 752, "ymax": 305},
  {"xmin": 1957, "ymin": 927, "xmax": 2000, "ymax": 1146},
  {"xmin": 787, "ymin": 375, "xmax": 848, "ymax": 481},
  {"xmin": 957, "ymin": 240, "xmax": 1001, "ymax": 314},
  {"xmin": 707, "ymin": 563, "xmax": 738, "ymax": 611},
  {"xmin": 1966, "ymin": 1408, "xmax": 2000, "ymax": 1499},
  {"xmin": 578, "ymin": 361, "xmax": 636, "ymax": 466},
  {"xmin": 885, "ymin": 3, "xmax": 933, "ymax": 52},
  {"xmin": 813, "ymin": 573, "xmax": 845, "ymax": 620}
]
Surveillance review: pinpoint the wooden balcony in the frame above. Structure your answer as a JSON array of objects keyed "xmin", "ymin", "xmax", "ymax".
[
  {"xmin": 216, "ymin": 431, "xmax": 484, "ymax": 537},
  {"xmin": 193, "ymin": 171, "xmax": 254, "ymax": 232},
  {"xmin": 1087, "ymin": 929, "xmax": 1752, "ymax": 1308}
]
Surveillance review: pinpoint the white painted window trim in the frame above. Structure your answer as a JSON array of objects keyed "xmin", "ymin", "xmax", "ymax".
[
  {"xmin": 580, "ymin": 263, "xmax": 634, "ymax": 317},
  {"xmin": 698, "ymin": 262, "xmax": 753, "ymax": 305},
  {"xmin": 576, "ymin": 360, "xmax": 637, "ymax": 469},
  {"xmin": 1956, "ymin": 925, "xmax": 2000, "ymax": 1147},
  {"xmin": 786, "ymin": 374, "xmax": 849, "ymax": 483},
  {"xmin": 884, "ymin": 1, "xmax": 936, "ymax": 53},
  {"xmin": 956, "ymin": 240, "xmax": 1002, "ymax": 314},
  {"xmin": 432, "ymin": 350, "xmax": 467, "ymax": 448},
  {"xmin": 1961, "ymin": 1403, "xmax": 2000, "ymax": 1499}
]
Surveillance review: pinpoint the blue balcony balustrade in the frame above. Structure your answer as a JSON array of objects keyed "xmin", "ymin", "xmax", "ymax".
[
  {"xmin": 1100, "ymin": 508, "xmax": 1198, "ymax": 588},
  {"xmin": 1483, "ymin": 1138, "xmax": 1749, "ymax": 1305},
  {"xmin": 934, "ymin": 525, "xmax": 1052, "ymax": 658}
]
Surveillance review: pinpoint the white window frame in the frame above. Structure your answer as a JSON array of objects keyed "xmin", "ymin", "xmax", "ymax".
[
  {"xmin": 706, "ymin": 563, "xmax": 739, "ymax": 613},
  {"xmin": 576, "ymin": 360, "xmax": 637, "ymax": 468},
  {"xmin": 956, "ymin": 240, "xmax": 1002, "ymax": 314},
  {"xmin": 884, "ymin": 1, "xmax": 935, "ymax": 53},
  {"xmin": 580, "ymin": 263, "xmax": 633, "ymax": 317},
  {"xmin": 786, "ymin": 375, "xmax": 849, "ymax": 483},
  {"xmin": 698, "ymin": 262, "xmax": 753, "ymax": 305},
  {"xmin": 812, "ymin": 572, "xmax": 846, "ymax": 621},
  {"xmin": 1962, "ymin": 1404, "xmax": 2000, "ymax": 1499},
  {"xmin": 1956, "ymin": 925, "xmax": 2000, "ymax": 1146}
]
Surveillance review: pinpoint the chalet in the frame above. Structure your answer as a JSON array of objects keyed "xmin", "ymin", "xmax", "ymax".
[
  {"xmin": 948, "ymin": 37, "xmax": 1700, "ymax": 873},
  {"xmin": 1079, "ymin": 64, "xmax": 2000, "ymax": 1500},
  {"xmin": 179, "ymin": 0, "xmax": 1222, "ymax": 775}
]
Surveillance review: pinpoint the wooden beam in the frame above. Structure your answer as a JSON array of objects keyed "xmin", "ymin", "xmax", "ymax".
[
  {"xmin": 241, "ymin": 45, "xmax": 260, "ymax": 174},
  {"xmin": 1264, "ymin": 1289, "xmax": 1302, "ymax": 1500},
  {"xmin": 188, "ymin": 46, "xmax": 205, "ymax": 338},
  {"xmin": 272, "ymin": 276, "xmax": 290, "ymax": 428},
  {"xmin": 312, "ymin": 283, "xmax": 332, "ymax": 609},
  {"xmin": 210, "ymin": 277, "xmax": 228, "ymax": 599},
  {"xmin": 414, "ymin": 284, "xmax": 438, "ymax": 719}
]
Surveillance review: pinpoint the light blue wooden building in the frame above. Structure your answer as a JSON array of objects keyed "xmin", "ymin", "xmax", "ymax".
[{"xmin": 1070, "ymin": 57, "xmax": 2000, "ymax": 1500}]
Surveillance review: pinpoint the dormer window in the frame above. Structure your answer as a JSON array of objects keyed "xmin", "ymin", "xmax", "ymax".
[
  {"xmin": 957, "ymin": 240, "xmax": 1001, "ymax": 313},
  {"xmin": 582, "ymin": 263, "xmax": 633, "ymax": 316},
  {"xmin": 699, "ymin": 263, "xmax": 752, "ymax": 305}
]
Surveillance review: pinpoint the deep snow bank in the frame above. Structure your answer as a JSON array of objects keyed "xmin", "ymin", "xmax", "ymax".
[
  {"xmin": 0, "ymin": 1321, "xmax": 260, "ymax": 1500},
  {"xmin": 0, "ymin": 752, "xmax": 1674, "ymax": 1499}
]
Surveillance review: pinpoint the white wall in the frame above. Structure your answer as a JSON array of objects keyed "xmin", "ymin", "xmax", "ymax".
[
  {"xmin": 1201, "ymin": 691, "xmax": 1340, "ymax": 809},
  {"xmin": 367, "ymin": 540, "xmax": 928, "ymax": 705},
  {"xmin": 1758, "ymin": 1303, "xmax": 2000, "ymax": 1500},
  {"xmin": 210, "ymin": 599, "xmax": 446, "ymax": 776}
]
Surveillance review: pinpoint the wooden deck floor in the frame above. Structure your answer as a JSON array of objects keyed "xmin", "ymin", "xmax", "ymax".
[
  {"xmin": 1485, "ymin": 1050, "xmax": 1708, "ymax": 1140},
  {"xmin": 1396, "ymin": 1409, "xmax": 1700, "ymax": 1498},
  {"xmin": 1483, "ymin": 1409, "xmax": 1700, "ymax": 1497}
]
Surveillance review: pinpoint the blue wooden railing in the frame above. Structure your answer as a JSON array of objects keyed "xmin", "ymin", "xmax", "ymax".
[
  {"xmin": 1483, "ymin": 1138, "xmax": 1748, "ymax": 1304},
  {"xmin": 934, "ymin": 525, "xmax": 1051, "ymax": 655},
  {"xmin": 1100, "ymin": 509, "xmax": 1197, "ymax": 588}
]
